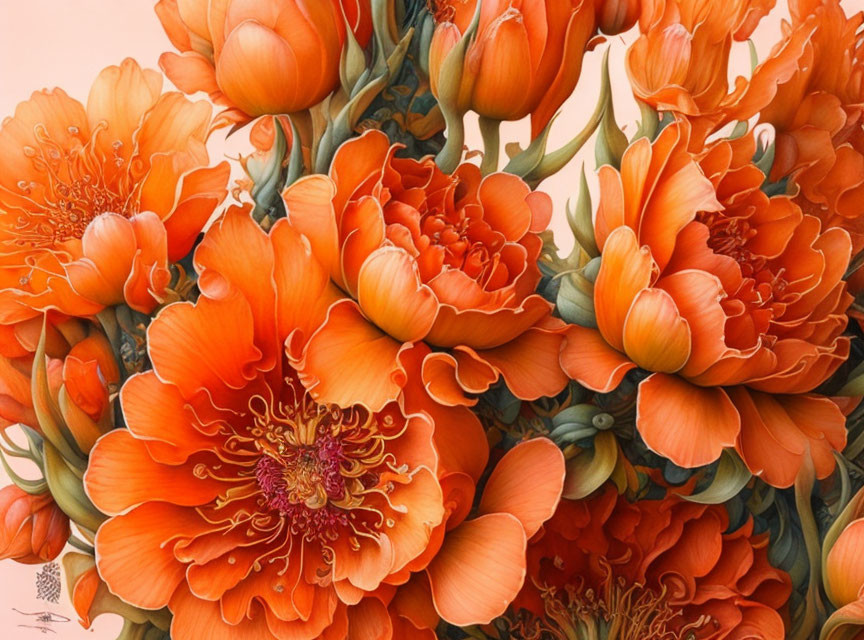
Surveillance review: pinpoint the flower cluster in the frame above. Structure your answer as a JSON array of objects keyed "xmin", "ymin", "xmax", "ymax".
[{"xmin": 1, "ymin": 0, "xmax": 864, "ymax": 639}]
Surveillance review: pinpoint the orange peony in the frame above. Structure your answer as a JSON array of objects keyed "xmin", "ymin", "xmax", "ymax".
[
  {"xmin": 510, "ymin": 484, "xmax": 792, "ymax": 639},
  {"xmin": 156, "ymin": 0, "xmax": 373, "ymax": 124},
  {"xmin": 429, "ymin": 0, "xmax": 597, "ymax": 137},
  {"xmin": 280, "ymin": 129, "xmax": 570, "ymax": 412},
  {"xmin": 84, "ymin": 206, "xmax": 564, "ymax": 639},
  {"xmin": 562, "ymin": 122, "xmax": 851, "ymax": 487},
  {"xmin": 0, "ymin": 58, "xmax": 230, "ymax": 322},
  {"xmin": 760, "ymin": 0, "xmax": 864, "ymax": 251},
  {"xmin": 0, "ymin": 485, "xmax": 70, "ymax": 564},
  {"xmin": 626, "ymin": 0, "xmax": 807, "ymax": 142}
]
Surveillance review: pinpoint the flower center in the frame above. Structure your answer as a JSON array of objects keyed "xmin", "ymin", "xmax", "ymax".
[
  {"xmin": 513, "ymin": 567, "xmax": 713, "ymax": 640},
  {"xmin": 8, "ymin": 123, "xmax": 134, "ymax": 248}
]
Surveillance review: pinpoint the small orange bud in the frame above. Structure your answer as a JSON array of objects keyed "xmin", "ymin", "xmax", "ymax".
[
  {"xmin": 827, "ymin": 519, "xmax": 864, "ymax": 608},
  {"xmin": 429, "ymin": 0, "xmax": 598, "ymax": 138},
  {"xmin": 0, "ymin": 485, "xmax": 70, "ymax": 565}
]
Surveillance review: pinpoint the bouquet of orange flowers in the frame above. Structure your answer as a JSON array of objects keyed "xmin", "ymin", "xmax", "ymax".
[{"xmin": 3, "ymin": 0, "xmax": 864, "ymax": 638}]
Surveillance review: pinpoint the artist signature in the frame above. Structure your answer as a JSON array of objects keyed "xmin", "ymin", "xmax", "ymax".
[{"xmin": 12, "ymin": 609, "xmax": 71, "ymax": 635}]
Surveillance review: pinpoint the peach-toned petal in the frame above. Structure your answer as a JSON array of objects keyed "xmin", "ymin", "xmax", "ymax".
[
  {"xmin": 84, "ymin": 430, "xmax": 227, "ymax": 515},
  {"xmin": 427, "ymin": 513, "xmax": 527, "ymax": 626},
  {"xmin": 162, "ymin": 162, "xmax": 231, "ymax": 261},
  {"xmin": 477, "ymin": 173, "xmax": 533, "ymax": 241},
  {"xmin": 826, "ymin": 518, "xmax": 864, "ymax": 607},
  {"xmin": 148, "ymin": 292, "xmax": 263, "ymax": 397},
  {"xmin": 426, "ymin": 295, "xmax": 552, "ymax": 350},
  {"xmin": 65, "ymin": 213, "xmax": 137, "ymax": 308},
  {"xmin": 297, "ymin": 299, "xmax": 406, "ymax": 413},
  {"xmin": 357, "ymin": 247, "xmax": 439, "ymax": 343},
  {"xmin": 270, "ymin": 219, "xmax": 344, "ymax": 348},
  {"xmin": 86, "ymin": 58, "xmax": 162, "ymax": 172},
  {"xmin": 595, "ymin": 226, "xmax": 655, "ymax": 352},
  {"xmin": 170, "ymin": 585, "xmax": 273, "ymax": 640},
  {"xmin": 478, "ymin": 439, "xmax": 564, "ymax": 538},
  {"xmin": 120, "ymin": 372, "xmax": 216, "ymax": 464},
  {"xmin": 123, "ymin": 212, "xmax": 170, "ymax": 314},
  {"xmin": 95, "ymin": 504, "xmax": 209, "ymax": 610},
  {"xmin": 194, "ymin": 205, "xmax": 277, "ymax": 365},
  {"xmin": 622, "ymin": 288, "xmax": 691, "ymax": 373},
  {"xmin": 473, "ymin": 324, "xmax": 570, "ymax": 400},
  {"xmin": 159, "ymin": 51, "xmax": 221, "ymax": 95},
  {"xmin": 281, "ymin": 174, "xmax": 342, "ymax": 286},
  {"xmin": 346, "ymin": 597, "xmax": 393, "ymax": 640},
  {"xmin": 560, "ymin": 325, "xmax": 636, "ymax": 393},
  {"xmin": 636, "ymin": 373, "xmax": 740, "ymax": 468}
]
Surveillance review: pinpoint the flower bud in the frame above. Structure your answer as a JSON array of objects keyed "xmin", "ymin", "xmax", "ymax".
[{"xmin": 0, "ymin": 485, "xmax": 70, "ymax": 564}]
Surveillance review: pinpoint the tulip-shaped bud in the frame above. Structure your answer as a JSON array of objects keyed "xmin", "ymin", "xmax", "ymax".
[
  {"xmin": 429, "ymin": 0, "xmax": 597, "ymax": 139},
  {"xmin": 0, "ymin": 485, "xmax": 69, "ymax": 564},
  {"xmin": 156, "ymin": 0, "xmax": 373, "ymax": 122},
  {"xmin": 55, "ymin": 332, "xmax": 120, "ymax": 455},
  {"xmin": 594, "ymin": 0, "xmax": 639, "ymax": 34},
  {"xmin": 827, "ymin": 519, "xmax": 864, "ymax": 608}
]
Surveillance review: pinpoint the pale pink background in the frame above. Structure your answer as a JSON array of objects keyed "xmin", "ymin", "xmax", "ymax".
[{"xmin": 0, "ymin": 1, "xmax": 824, "ymax": 637}]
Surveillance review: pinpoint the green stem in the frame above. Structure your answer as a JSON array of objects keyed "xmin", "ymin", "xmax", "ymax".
[
  {"xmin": 479, "ymin": 116, "xmax": 501, "ymax": 175},
  {"xmin": 436, "ymin": 110, "xmax": 465, "ymax": 174},
  {"xmin": 791, "ymin": 461, "xmax": 826, "ymax": 640}
]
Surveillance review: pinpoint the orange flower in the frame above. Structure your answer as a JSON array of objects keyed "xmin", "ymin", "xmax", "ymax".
[
  {"xmin": 823, "ymin": 492, "xmax": 864, "ymax": 640},
  {"xmin": 279, "ymin": 129, "xmax": 570, "ymax": 411},
  {"xmin": 156, "ymin": 0, "xmax": 373, "ymax": 124},
  {"xmin": 429, "ymin": 0, "xmax": 597, "ymax": 137},
  {"xmin": 0, "ymin": 485, "xmax": 70, "ymax": 564},
  {"xmin": 562, "ymin": 122, "xmax": 851, "ymax": 487},
  {"xmin": 760, "ymin": 0, "xmax": 864, "ymax": 250},
  {"xmin": 0, "ymin": 58, "xmax": 230, "ymax": 321},
  {"xmin": 510, "ymin": 484, "xmax": 792, "ymax": 639},
  {"xmin": 84, "ymin": 206, "xmax": 564, "ymax": 639},
  {"xmin": 626, "ymin": 0, "xmax": 806, "ymax": 141}
]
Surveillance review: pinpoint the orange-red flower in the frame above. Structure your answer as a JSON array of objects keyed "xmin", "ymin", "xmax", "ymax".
[
  {"xmin": 510, "ymin": 484, "xmax": 792, "ymax": 639},
  {"xmin": 83, "ymin": 206, "xmax": 564, "ymax": 639},
  {"xmin": 429, "ymin": 0, "xmax": 597, "ymax": 137},
  {"xmin": 0, "ymin": 485, "xmax": 70, "ymax": 564},
  {"xmin": 156, "ymin": 0, "xmax": 373, "ymax": 125},
  {"xmin": 627, "ymin": 0, "xmax": 806, "ymax": 142},
  {"xmin": 280, "ymin": 129, "xmax": 570, "ymax": 411},
  {"xmin": 562, "ymin": 122, "xmax": 851, "ymax": 487},
  {"xmin": 0, "ymin": 58, "xmax": 230, "ymax": 322},
  {"xmin": 760, "ymin": 0, "xmax": 864, "ymax": 251}
]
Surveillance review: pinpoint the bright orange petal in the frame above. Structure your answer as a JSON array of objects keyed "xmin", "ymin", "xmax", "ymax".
[
  {"xmin": 427, "ymin": 513, "xmax": 527, "ymax": 626},
  {"xmin": 297, "ymin": 299, "xmax": 406, "ymax": 412},
  {"xmin": 827, "ymin": 519, "xmax": 864, "ymax": 607},
  {"xmin": 636, "ymin": 373, "xmax": 740, "ymax": 468},
  {"xmin": 95, "ymin": 504, "xmax": 209, "ymax": 610},
  {"xmin": 357, "ymin": 247, "xmax": 439, "ymax": 342},
  {"xmin": 560, "ymin": 325, "xmax": 636, "ymax": 393},
  {"xmin": 594, "ymin": 225, "xmax": 655, "ymax": 352},
  {"xmin": 478, "ymin": 438, "xmax": 564, "ymax": 538},
  {"xmin": 622, "ymin": 287, "xmax": 691, "ymax": 372}
]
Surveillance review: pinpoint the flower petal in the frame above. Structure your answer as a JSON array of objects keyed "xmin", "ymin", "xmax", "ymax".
[
  {"xmin": 479, "ymin": 438, "xmax": 564, "ymax": 538},
  {"xmin": 636, "ymin": 373, "xmax": 740, "ymax": 468}
]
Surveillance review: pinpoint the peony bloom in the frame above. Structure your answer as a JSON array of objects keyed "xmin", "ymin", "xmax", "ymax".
[
  {"xmin": 429, "ymin": 0, "xmax": 597, "ymax": 137},
  {"xmin": 760, "ymin": 0, "xmax": 864, "ymax": 251},
  {"xmin": 562, "ymin": 122, "xmax": 851, "ymax": 487},
  {"xmin": 156, "ymin": 0, "xmax": 373, "ymax": 124},
  {"xmin": 280, "ymin": 129, "xmax": 570, "ymax": 411},
  {"xmin": 84, "ymin": 206, "xmax": 564, "ymax": 639},
  {"xmin": 626, "ymin": 0, "xmax": 807, "ymax": 141},
  {"xmin": 510, "ymin": 484, "xmax": 792, "ymax": 639},
  {"xmin": 0, "ymin": 485, "xmax": 70, "ymax": 564},
  {"xmin": 0, "ymin": 58, "xmax": 230, "ymax": 321}
]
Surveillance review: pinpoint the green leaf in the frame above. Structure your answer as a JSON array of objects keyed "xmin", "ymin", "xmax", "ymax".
[
  {"xmin": 562, "ymin": 431, "xmax": 618, "ymax": 500},
  {"xmin": 683, "ymin": 450, "xmax": 751, "ymax": 504}
]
